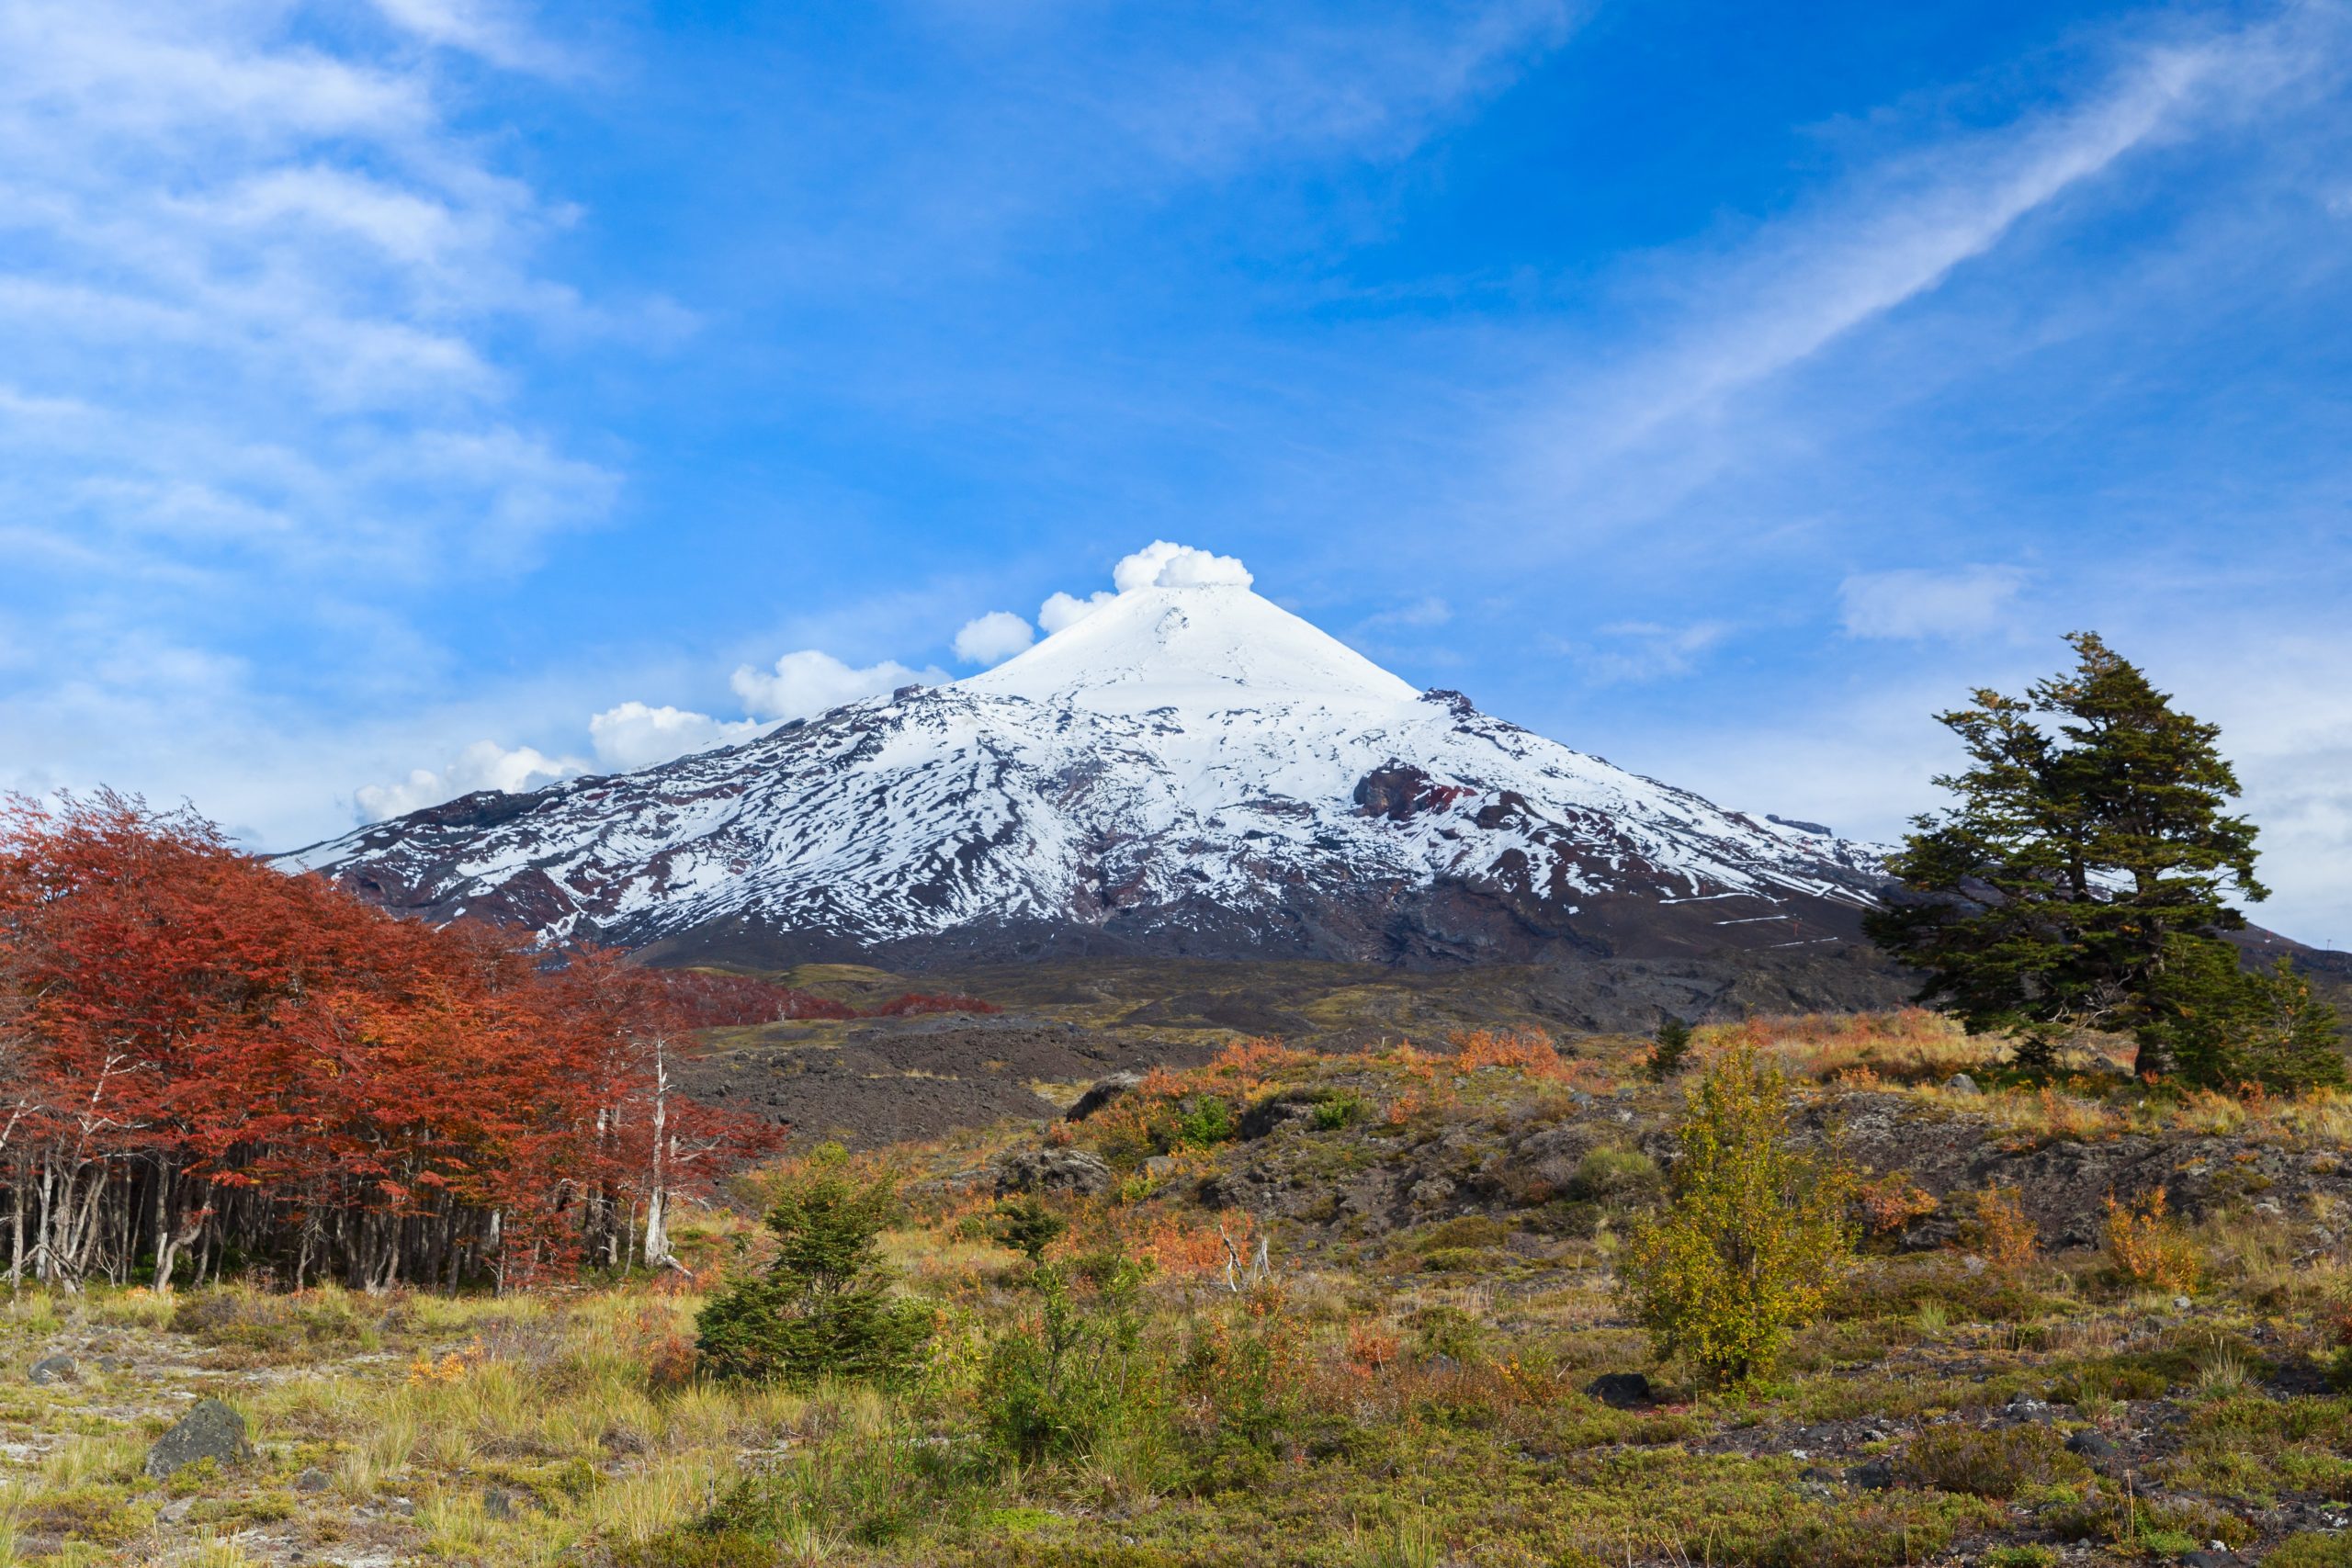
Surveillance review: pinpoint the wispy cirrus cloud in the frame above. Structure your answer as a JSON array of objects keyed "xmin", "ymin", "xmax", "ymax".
[
  {"xmin": 1510, "ymin": 7, "xmax": 2349, "ymax": 524},
  {"xmin": 0, "ymin": 0, "xmax": 639, "ymax": 585}
]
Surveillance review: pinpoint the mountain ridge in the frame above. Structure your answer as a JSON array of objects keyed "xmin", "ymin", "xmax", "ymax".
[{"xmin": 287, "ymin": 582, "xmax": 1892, "ymax": 967}]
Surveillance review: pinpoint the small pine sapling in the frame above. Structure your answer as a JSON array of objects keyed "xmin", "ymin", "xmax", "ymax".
[{"xmin": 1648, "ymin": 1015, "xmax": 1695, "ymax": 1080}]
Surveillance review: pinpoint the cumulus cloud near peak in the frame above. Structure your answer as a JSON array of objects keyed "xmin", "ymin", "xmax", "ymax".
[
  {"xmin": 588, "ymin": 701, "xmax": 763, "ymax": 772},
  {"xmin": 1112, "ymin": 539, "xmax": 1253, "ymax": 592},
  {"xmin": 1022, "ymin": 541, "xmax": 1255, "ymax": 639},
  {"xmin": 359, "ymin": 541, "xmax": 1254, "ymax": 819},
  {"xmin": 355, "ymin": 739, "xmax": 582, "ymax": 821},
  {"xmin": 952, "ymin": 610, "xmax": 1035, "ymax": 666},
  {"xmin": 731, "ymin": 649, "xmax": 949, "ymax": 721},
  {"xmin": 1036, "ymin": 589, "xmax": 1116, "ymax": 634}
]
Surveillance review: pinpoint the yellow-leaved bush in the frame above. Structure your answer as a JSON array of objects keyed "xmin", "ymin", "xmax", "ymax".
[{"xmin": 1617, "ymin": 1044, "xmax": 1858, "ymax": 1384}]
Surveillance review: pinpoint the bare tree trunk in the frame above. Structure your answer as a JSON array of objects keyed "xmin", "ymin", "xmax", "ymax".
[{"xmin": 642, "ymin": 1037, "xmax": 674, "ymax": 1269}]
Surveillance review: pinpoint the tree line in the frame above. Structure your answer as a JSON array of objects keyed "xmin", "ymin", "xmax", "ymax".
[{"xmin": 0, "ymin": 792, "xmax": 767, "ymax": 1293}]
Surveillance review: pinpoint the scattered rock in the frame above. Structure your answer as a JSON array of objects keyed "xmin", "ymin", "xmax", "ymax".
[
  {"xmin": 1846, "ymin": 1457, "xmax": 1894, "ymax": 1490},
  {"xmin": 2065, "ymin": 1428, "xmax": 2120, "ymax": 1464},
  {"xmin": 1064, "ymin": 1072, "xmax": 1143, "ymax": 1122},
  {"xmin": 143, "ymin": 1396, "xmax": 253, "ymax": 1480},
  {"xmin": 991, "ymin": 1145, "xmax": 1113, "ymax": 1198},
  {"xmin": 1943, "ymin": 1073, "xmax": 1980, "ymax": 1095},
  {"xmin": 1585, "ymin": 1371, "xmax": 1655, "ymax": 1409},
  {"xmin": 294, "ymin": 1467, "xmax": 332, "ymax": 1493},
  {"xmin": 27, "ymin": 1354, "xmax": 74, "ymax": 1385}
]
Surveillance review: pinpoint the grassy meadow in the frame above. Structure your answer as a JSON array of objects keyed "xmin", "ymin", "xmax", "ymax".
[{"xmin": 9, "ymin": 1015, "xmax": 2352, "ymax": 1567}]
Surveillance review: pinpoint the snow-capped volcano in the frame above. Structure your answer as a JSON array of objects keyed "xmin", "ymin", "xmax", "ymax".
[{"xmin": 288, "ymin": 582, "xmax": 1887, "ymax": 966}]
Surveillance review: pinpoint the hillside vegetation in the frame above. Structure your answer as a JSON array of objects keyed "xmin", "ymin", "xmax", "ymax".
[{"xmin": 14, "ymin": 1013, "xmax": 2352, "ymax": 1567}]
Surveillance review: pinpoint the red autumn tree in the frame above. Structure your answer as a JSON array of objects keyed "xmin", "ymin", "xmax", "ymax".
[{"xmin": 0, "ymin": 791, "xmax": 768, "ymax": 1292}]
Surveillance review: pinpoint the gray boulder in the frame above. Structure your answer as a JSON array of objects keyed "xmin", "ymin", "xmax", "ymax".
[
  {"xmin": 294, "ymin": 1467, "xmax": 332, "ymax": 1494},
  {"xmin": 1943, "ymin": 1073, "xmax": 1981, "ymax": 1095},
  {"xmin": 28, "ymin": 1354, "xmax": 75, "ymax": 1385},
  {"xmin": 1584, "ymin": 1371, "xmax": 1655, "ymax": 1409},
  {"xmin": 1846, "ymin": 1457, "xmax": 1894, "ymax": 1490},
  {"xmin": 991, "ymin": 1145, "xmax": 1113, "ymax": 1198},
  {"xmin": 144, "ymin": 1397, "xmax": 254, "ymax": 1480},
  {"xmin": 1064, "ymin": 1072, "xmax": 1143, "ymax": 1122}
]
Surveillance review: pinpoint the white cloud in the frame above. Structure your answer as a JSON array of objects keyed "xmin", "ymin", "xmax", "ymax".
[
  {"xmin": 951, "ymin": 610, "xmax": 1035, "ymax": 666},
  {"xmin": 0, "ymin": 1, "xmax": 638, "ymax": 584},
  {"xmin": 366, "ymin": 0, "xmax": 566, "ymax": 74},
  {"xmin": 587, "ymin": 701, "xmax": 763, "ymax": 772},
  {"xmin": 1360, "ymin": 596, "xmax": 1453, "ymax": 631},
  {"xmin": 1563, "ymin": 620, "xmax": 1732, "ymax": 684},
  {"xmin": 355, "ymin": 739, "xmax": 582, "ymax": 820},
  {"xmin": 1038, "ymin": 589, "xmax": 1118, "ymax": 634},
  {"xmin": 729, "ymin": 650, "xmax": 950, "ymax": 721},
  {"xmin": 1111, "ymin": 539, "xmax": 1254, "ymax": 592},
  {"xmin": 1839, "ymin": 566, "xmax": 2025, "ymax": 639}
]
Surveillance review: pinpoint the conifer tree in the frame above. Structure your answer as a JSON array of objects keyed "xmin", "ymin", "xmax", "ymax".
[
  {"xmin": 1867, "ymin": 633, "xmax": 2343, "ymax": 1085},
  {"xmin": 1648, "ymin": 1014, "xmax": 1694, "ymax": 1080}
]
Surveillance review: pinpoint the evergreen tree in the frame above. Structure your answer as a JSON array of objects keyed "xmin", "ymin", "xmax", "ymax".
[
  {"xmin": 1867, "ymin": 633, "xmax": 2343, "ymax": 1084},
  {"xmin": 1648, "ymin": 1014, "xmax": 1694, "ymax": 1080},
  {"xmin": 695, "ymin": 1156, "xmax": 931, "ymax": 1386}
]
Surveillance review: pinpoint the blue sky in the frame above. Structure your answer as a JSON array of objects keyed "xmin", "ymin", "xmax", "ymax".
[{"xmin": 5, "ymin": 0, "xmax": 2350, "ymax": 941}]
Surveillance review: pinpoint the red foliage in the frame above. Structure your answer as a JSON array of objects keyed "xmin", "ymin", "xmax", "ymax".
[
  {"xmin": 651, "ymin": 968, "xmax": 854, "ymax": 1027},
  {"xmin": 864, "ymin": 992, "xmax": 1002, "ymax": 1018},
  {"xmin": 0, "ymin": 790, "xmax": 774, "ymax": 1291}
]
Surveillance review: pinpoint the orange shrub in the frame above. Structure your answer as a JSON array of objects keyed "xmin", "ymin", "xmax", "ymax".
[
  {"xmin": 2104, "ymin": 1187, "xmax": 2199, "ymax": 1292},
  {"xmin": 1967, "ymin": 1186, "xmax": 2040, "ymax": 1275},
  {"xmin": 1205, "ymin": 1037, "xmax": 1312, "ymax": 1087},
  {"xmin": 1450, "ymin": 1027, "xmax": 1582, "ymax": 1085},
  {"xmin": 1345, "ymin": 1321, "xmax": 1400, "ymax": 1375},
  {"xmin": 1383, "ymin": 1089, "xmax": 1426, "ymax": 1127},
  {"xmin": 1857, "ymin": 1172, "xmax": 1938, "ymax": 1236}
]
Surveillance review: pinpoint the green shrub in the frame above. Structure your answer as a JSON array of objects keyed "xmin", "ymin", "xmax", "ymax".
[
  {"xmin": 1312, "ymin": 1089, "xmax": 1370, "ymax": 1131},
  {"xmin": 1181, "ymin": 1296, "xmax": 1305, "ymax": 1489},
  {"xmin": 1412, "ymin": 1214, "xmax": 1510, "ymax": 1252},
  {"xmin": 1648, "ymin": 1015, "xmax": 1694, "ymax": 1080},
  {"xmin": 1894, "ymin": 1423, "xmax": 2086, "ymax": 1498},
  {"xmin": 1568, "ymin": 1146, "xmax": 1662, "ymax": 1203},
  {"xmin": 2269, "ymin": 1532, "xmax": 2352, "ymax": 1567},
  {"xmin": 612, "ymin": 1528, "xmax": 778, "ymax": 1568},
  {"xmin": 991, "ymin": 1196, "xmax": 1068, "ymax": 1264},
  {"xmin": 1175, "ymin": 1097, "xmax": 1237, "ymax": 1148},
  {"xmin": 1407, "ymin": 1303, "xmax": 1485, "ymax": 1367},
  {"xmin": 706, "ymin": 1425, "xmax": 975, "ymax": 1550},
  {"xmin": 979, "ymin": 1254, "xmax": 1152, "ymax": 1467},
  {"xmin": 695, "ymin": 1164, "xmax": 931, "ymax": 1388},
  {"xmin": 1618, "ymin": 1045, "xmax": 1857, "ymax": 1383}
]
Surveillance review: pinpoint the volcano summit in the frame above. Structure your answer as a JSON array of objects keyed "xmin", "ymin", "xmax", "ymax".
[{"xmin": 288, "ymin": 581, "xmax": 1888, "ymax": 968}]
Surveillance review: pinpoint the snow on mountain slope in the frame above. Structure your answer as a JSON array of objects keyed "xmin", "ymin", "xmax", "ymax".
[{"xmin": 287, "ymin": 582, "xmax": 1887, "ymax": 965}]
